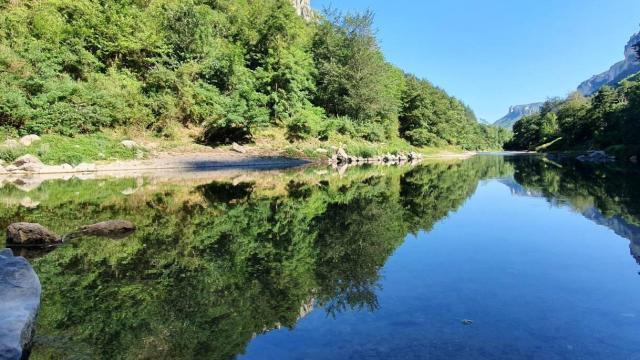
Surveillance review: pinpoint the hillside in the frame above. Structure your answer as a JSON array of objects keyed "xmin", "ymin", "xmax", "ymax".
[{"xmin": 0, "ymin": 0, "xmax": 508, "ymax": 165}]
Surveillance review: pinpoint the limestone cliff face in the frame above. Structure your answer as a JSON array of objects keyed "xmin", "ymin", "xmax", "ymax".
[
  {"xmin": 493, "ymin": 102, "xmax": 544, "ymax": 129},
  {"xmin": 578, "ymin": 32, "xmax": 640, "ymax": 95},
  {"xmin": 290, "ymin": 0, "xmax": 312, "ymax": 20}
]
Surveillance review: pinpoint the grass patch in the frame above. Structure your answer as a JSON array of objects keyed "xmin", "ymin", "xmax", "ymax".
[{"xmin": 1, "ymin": 134, "xmax": 141, "ymax": 165}]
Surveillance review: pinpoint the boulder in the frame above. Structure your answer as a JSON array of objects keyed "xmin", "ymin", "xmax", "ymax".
[
  {"xmin": 231, "ymin": 143, "xmax": 246, "ymax": 154},
  {"xmin": 120, "ymin": 140, "xmax": 138, "ymax": 149},
  {"xmin": 6, "ymin": 223, "xmax": 61, "ymax": 247},
  {"xmin": 13, "ymin": 155, "xmax": 42, "ymax": 169},
  {"xmin": 630, "ymin": 155, "xmax": 638, "ymax": 163},
  {"xmin": 18, "ymin": 135, "xmax": 41, "ymax": 147},
  {"xmin": 336, "ymin": 148, "xmax": 348, "ymax": 163},
  {"xmin": 0, "ymin": 249, "xmax": 41, "ymax": 360},
  {"xmin": 68, "ymin": 220, "xmax": 137, "ymax": 240}
]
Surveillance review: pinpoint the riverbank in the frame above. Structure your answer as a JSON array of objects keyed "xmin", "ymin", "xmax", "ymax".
[{"xmin": 0, "ymin": 127, "xmax": 479, "ymax": 170}]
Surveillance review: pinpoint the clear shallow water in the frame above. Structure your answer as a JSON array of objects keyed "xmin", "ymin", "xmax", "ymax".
[{"xmin": 1, "ymin": 155, "xmax": 639, "ymax": 359}]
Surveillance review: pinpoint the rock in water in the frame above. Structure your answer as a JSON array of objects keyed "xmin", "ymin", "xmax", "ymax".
[
  {"xmin": 336, "ymin": 148, "xmax": 348, "ymax": 163},
  {"xmin": 70, "ymin": 220, "xmax": 137, "ymax": 240},
  {"xmin": 6, "ymin": 223, "xmax": 61, "ymax": 247},
  {"xmin": 0, "ymin": 248, "xmax": 41, "ymax": 360}
]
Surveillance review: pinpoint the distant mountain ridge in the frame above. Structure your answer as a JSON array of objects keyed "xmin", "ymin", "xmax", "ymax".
[
  {"xmin": 493, "ymin": 102, "xmax": 544, "ymax": 129},
  {"xmin": 494, "ymin": 31, "xmax": 640, "ymax": 129},
  {"xmin": 578, "ymin": 32, "xmax": 640, "ymax": 95}
]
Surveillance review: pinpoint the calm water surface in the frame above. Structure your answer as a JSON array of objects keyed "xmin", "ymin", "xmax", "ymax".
[{"xmin": 1, "ymin": 155, "xmax": 639, "ymax": 359}]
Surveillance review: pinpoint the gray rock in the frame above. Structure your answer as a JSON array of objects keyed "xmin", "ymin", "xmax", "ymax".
[
  {"xmin": 290, "ymin": 0, "xmax": 312, "ymax": 20},
  {"xmin": 13, "ymin": 155, "xmax": 42, "ymax": 169},
  {"xmin": 630, "ymin": 155, "xmax": 638, "ymax": 163},
  {"xmin": 231, "ymin": 142, "xmax": 246, "ymax": 154},
  {"xmin": 66, "ymin": 220, "xmax": 136, "ymax": 241},
  {"xmin": 6, "ymin": 223, "xmax": 61, "ymax": 246},
  {"xmin": 120, "ymin": 140, "xmax": 138, "ymax": 149},
  {"xmin": 0, "ymin": 249, "xmax": 41, "ymax": 360},
  {"xmin": 336, "ymin": 148, "xmax": 348, "ymax": 163},
  {"xmin": 18, "ymin": 135, "xmax": 40, "ymax": 147}
]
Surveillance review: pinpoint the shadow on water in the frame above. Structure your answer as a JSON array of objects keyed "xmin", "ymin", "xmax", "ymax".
[{"xmin": 0, "ymin": 155, "xmax": 638, "ymax": 359}]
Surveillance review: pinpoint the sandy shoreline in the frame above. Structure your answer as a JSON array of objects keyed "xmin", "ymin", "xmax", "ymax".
[{"xmin": 1, "ymin": 150, "xmax": 479, "ymax": 178}]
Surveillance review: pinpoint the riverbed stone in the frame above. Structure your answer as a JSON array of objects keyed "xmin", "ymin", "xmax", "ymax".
[
  {"xmin": 13, "ymin": 155, "xmax": 42, "ymax": 169},
  {"xmin": 66, "ymin": 220, "xmax": 137, "ymax": 241},
  {"xmin": 120, "ymin": 140, "xmax": 138, "ymax": 149},
  {"xmin": 18, "ymin": 135, "xmax": 41, "ymax": 147},
  {"xmin": 336, "ymin": 148, "xmax": 348, "ymax": 163},
  {"xmin": 6, "ymin": 223, "xmax": 61, "ymax": 246},
  {"xmin": 231, "ymin": 143, "xmax": 246, "ymax": 154},
  {"xmin": 0, "ymin": 248, "xmax": 41, "ymax": 360}
]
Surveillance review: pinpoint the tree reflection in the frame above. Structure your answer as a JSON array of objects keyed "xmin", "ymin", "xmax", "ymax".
[{"xmin": 0, "ymin": 158, "xmax": 514, "ymax": 359}]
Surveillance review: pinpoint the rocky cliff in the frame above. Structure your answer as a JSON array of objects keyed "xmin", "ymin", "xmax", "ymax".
[
  {"xmin": 493, "ymin": 102, "xmax": 544, "ymax": 129},
  {"xmin": 290, "ymin": 0, "xmax": 312, "ymax": 20},
  {"xmin": 578, "ymin": 32, "xmax": 640, "ymax": 95}
]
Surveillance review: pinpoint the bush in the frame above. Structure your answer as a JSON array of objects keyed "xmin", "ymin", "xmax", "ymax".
[
  {"xmin": 405, "ymin": 129, "xmax": 447, "ymax": 147},
  {"xmin": 286, "ymin": 106, "xmax": 325, "ymax": 141}
]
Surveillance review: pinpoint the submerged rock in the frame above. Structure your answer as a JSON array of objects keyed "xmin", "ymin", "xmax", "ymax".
[
  {"xmin": 0, "ymin": 248, "xmax": 41, "ymax": 360},
  {"xmin": 6, "ymin": 223, "xmax": 61, "ymax": 247},
  {"xmin": 67, "ymin": 220, "xmax": 137, "ymax": 240},
  {"xmin": 576, "ymin": 151, "xmax": 615, "ymax": 163}
]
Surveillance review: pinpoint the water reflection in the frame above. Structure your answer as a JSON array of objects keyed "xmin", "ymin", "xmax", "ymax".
[
  {"xmin": 503, "ymin": 156, "xmax": 640, "ymax": 265},
  {"xmin": 1, "ymin": 155, "xmax": 639, "ymax": 359}
]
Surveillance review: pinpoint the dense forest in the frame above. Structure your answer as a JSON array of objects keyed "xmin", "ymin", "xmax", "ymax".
[
  {"xmin": 0, "ymin": 0, "xmax": 508, "ymax": 150},
  {"xmin": 506, "ymin": 45, "xmax": 640, "ymax": 157}
]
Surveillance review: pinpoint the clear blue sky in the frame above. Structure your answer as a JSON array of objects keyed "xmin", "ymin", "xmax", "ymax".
[{"xmin": 313, "ymin": 0, "xmax": 640, "ymax": 121}]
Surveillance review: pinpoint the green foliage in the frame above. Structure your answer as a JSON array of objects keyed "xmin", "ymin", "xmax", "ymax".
[
  {"xmin": 0, "ymin": 0, "xmax": 503, "ymax": 149},
  {"xmin": 508, "ymin": 78, "xmax": 640, "ymax": 155},
  {"xmin": 400, "ymin": 75, "xmax": 509, "ymax": 150},
  {"xmin": 1, "ymin": 134, "xmax": 139, "ymax": 165}
]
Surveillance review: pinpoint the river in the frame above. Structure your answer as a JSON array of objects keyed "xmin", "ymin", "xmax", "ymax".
[{"xmin": 1, "ymin": 155, "xmax": 639, "ymax": 359}]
